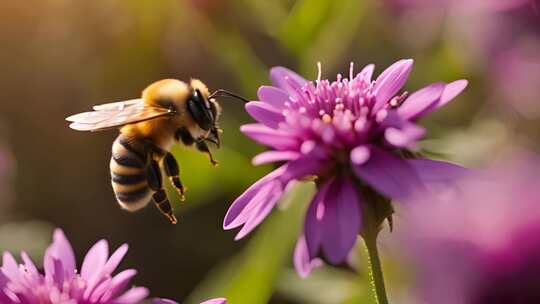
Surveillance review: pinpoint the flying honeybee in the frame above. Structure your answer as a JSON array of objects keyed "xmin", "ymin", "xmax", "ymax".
[{"xmin": 66, "ymin": 79, "xmax": 248, "ymax": 224}]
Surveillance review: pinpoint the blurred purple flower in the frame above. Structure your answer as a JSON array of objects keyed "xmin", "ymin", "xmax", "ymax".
[
  {"xmin": 224, "ymin": 60, "xmax": 468, "ymax": 277},
  {"xmin": 387, "ymin": 0, "xmax": 540, "ymax": 116},
  {"xmin": 397, "ymin": 153, "xmax": 540, "ymax": 303},
  {"xmin": 0, "ymin": 229, "xmax": 225, "ymax": 304}
]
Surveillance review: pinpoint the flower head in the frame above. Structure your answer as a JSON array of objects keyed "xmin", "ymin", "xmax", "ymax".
[
  {"xmin": 0, "ymin": 229, "xmax": 226, "ymax": 304},
  {"xmin": 0, "ymin": 229, "xmax": 148, "ymax": 304},
  {"xmin": 224, "ymin": 60, "xmax": 468, "ymax": 276},
  {"xmin": 397, "ymin": 153, "xmax": 540, "ymax": 304}
]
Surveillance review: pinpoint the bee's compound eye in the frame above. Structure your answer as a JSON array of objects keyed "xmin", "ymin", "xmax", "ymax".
[{"xmin": 187, "ymin": 91, "xmax": 213, "ymax": 130}]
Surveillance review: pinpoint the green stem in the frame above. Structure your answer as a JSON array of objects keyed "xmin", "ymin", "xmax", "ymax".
[{"xmin": 364, "ymin": 231, "xmax": 389, "ymax": 304}]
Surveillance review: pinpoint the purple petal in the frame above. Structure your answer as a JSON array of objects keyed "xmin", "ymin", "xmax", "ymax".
[
  {"xmin": 294, "ymin": 235, "xmax": 323, "ymax": 278},
  {"xmin": 114, "ymin": 287, "xmax": 149, "ymax": 304},
  {"xmin": 233, "ymin": 180, "xmax": 283, "ymax": 240},
  {"xmin": 372, "ymin": 59, "xmax": 414, "ymax": 112},
  {"xmin": 102, "ymin": 244, "xmax": 128, "ymax": 276},
  {"xmin": 153, "ymin": 299, "xmax": 178, "ymax": 304},
  {"xmin": 304, "ymin": 180, "xmax": 333, "ymax": 258},
  {"xmin": 200, "ymin": 298, "xmax": 227, "ymax": 304},
  {"xmin": 252, "ymin": 151, "xmax": 299, "ymax": 166},
  {"xmin": 2, "ymin": 252, "xmax": 21, "ymax": 283},
  {"xmin": 107, "ymin": 269, "xmax": 137, "ymax": 300},
  {"xmin": 352, "ymin": 147, "xmax": 425, "ymax": 203},
  {"xmin": 437, "ymin": 80, "xmax": 468, "ymax": 110},
  {"xmin": 269, "ymin": 67, "xmax": 308, "ymax": 96},
  {"xmin": 257, "ymin": 86, "xmax": 290, "ymax": 109},
  {"xmin": 384, "ymin": 123, "xmax": 426, "ymax": 148},
  {"xmin": 358, "ymin": 64, "xmax": 375, "ymax": 83},
  {"xmin": 407, "ymin": 158, "xmax": 468, "ymax": 182},
  {"xmin": 20, "ymin": 252, "xmax": 38, "ymax": 275},
  {"xmin": 240, "ymin": 124, "xmax": 298, "ymax": 150},
  {"xmin": 278, "ymin": 155, "xmax": 324, "ymax": 183},
  {"xmin": 223, "ymin": 166, "xmax": 287, "ymax": 229},
  {"xmin": 51, "ymin": 229, "xmax": 76, "ymax": 277},
  {"xmin": 245, "ymin": 102, "xmax": 284, "ymax": 129},
  {"xmin": 320, "ymin": 177, "xmax": 361, "ymax": 264},
  {"xmin": 82, "ymin": 240, "xmax": 109, "ymax": 299},
  {"xmin": 397, "ymin": 82, "xmax": 446, "ymax": 120},
  {"xmin": 81, "ymin": 239, "xmax": 109, "ymax": 280}
]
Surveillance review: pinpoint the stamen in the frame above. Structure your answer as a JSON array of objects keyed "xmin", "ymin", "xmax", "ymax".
[
  {"xmin": 317, "ymin": 62, "xmax": 322, "ymax": 82},
  {"xmin": 349, "ymin": 62, "xmax": 354, "ymax": 81},
  {"xmin": 322, "ymin": 114, "xmax": 332, "ymax": 123}
]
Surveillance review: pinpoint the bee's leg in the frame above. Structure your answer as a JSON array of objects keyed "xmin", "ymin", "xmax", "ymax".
[
  {"xmin": 163, "ymin": 152, "xmax": 186, "ymax": 201},
  {"xmin": 146, "ymin": 160, "xmax": 177, "ymax": 224},
  {"xmin": 196, "ymin": 141, "xmax": 218, "ymax": 166}
]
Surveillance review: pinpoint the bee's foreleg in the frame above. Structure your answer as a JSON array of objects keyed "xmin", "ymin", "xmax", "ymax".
[
  {"xmin": 163, "ymin": 153, "xmax": 186, "ymax": 201},
  {"xmin": 146, "ymin": 160, "xmax": 177, "ymax": 224},
  {"xmin": 196, "ymin": 141, "xmax": 218, "ymax": 166}
]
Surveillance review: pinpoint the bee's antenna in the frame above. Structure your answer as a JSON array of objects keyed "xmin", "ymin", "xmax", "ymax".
[{"xmin": 209, "ymin": 89, "xmax": 250, "ymax": 103}]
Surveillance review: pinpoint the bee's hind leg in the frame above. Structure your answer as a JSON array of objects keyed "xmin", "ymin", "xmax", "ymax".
[
  {"xmin": 146, "ymin": 159, "xmax": 177, "ymax": 224},
  {"xmin": 163, "ymin": 152, "xmax": 186, "ymax": 201},
  {"xmin": 196, "ymin": 141, "xmax": 218, "ymax": 166}
]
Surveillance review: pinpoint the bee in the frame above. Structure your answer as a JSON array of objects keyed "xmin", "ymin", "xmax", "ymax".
[{"xmin": 66, "ymin": 79, "xmax": 248, "ymax": 224}]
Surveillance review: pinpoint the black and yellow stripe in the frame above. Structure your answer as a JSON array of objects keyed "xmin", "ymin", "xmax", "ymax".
[{"xmin": 110, "ymin": 135, "xmax": 152, "ymax": 211}]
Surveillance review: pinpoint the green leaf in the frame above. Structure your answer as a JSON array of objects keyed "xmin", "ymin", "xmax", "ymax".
[{"xmin": 185, "ymin": 182, "xmax": 316, "ymax": 304}]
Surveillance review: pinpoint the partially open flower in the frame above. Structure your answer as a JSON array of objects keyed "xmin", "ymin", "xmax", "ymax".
[{"xmin": 224, "ymin": 60, "xmax": 468, "ymax": 277}]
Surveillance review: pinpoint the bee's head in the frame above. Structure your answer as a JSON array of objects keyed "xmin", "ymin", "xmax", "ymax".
[{"xmin": 187, "ymin": 79, "xmax": 221, "ymax": 147}]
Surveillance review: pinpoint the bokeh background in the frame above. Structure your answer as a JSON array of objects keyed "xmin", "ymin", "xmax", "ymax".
[{"xmin": 1, "ymin": 0, "xmax": 539, "ymax": 303}]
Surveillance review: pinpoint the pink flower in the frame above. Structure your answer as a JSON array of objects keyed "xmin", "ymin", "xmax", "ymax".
[
  {"xmin": 0, "ymin": 229, "xmax": 226, "ymax": 304},
  {"xmin": 397, "ymin": 153, "xmax": 540, "ymax": 303},
  {"xmin": 224, "ymin": 60, "xmax": 468, "ymax": 277}
]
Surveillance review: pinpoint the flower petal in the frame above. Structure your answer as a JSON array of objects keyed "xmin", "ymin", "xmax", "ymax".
[
  {"xmin": 252, "ymin": 150, "xmax": 299, "ymax": 166},
  {"xmin": 240, "ymin": 124, "xmax": 298, "ymax": 150},
  {"xmin": 81, "ymin": 239, "xmax": 109, "ymax": 280},
  {"xmin": 245, "ymin": 102, "xmax": 284, "ymax": 129},
  {"xmin": 437, "ymin": 79, "xmax": 468, "ymax": 110},
  {"xmin": 294, "ymin": 235, "xmax": 323, "ymax": 278},
  {"xmin": 407, "ymin": 158, "xmax": 469, "ymax": 182},
  {"xmin": 270, "ymin": 66, "xmax": 308, "ymax": 96},
  {"xmin": 384, "ymin": 123, "xmax": 426, "ymax": 148},
  {"xmin": 106, "ymin": 269, "xmax": 138, "ymax": 300},
  {"xmin": 114, "ymin": 287, "xmax": 149, "ymax": 304},
  {"xmin": 153, "ymin": 299, "xmax": 178, "ymax": 304},
  {"xmin": 372, "ymin": 59, "xmax": 414, "ymax": 112},
  {"xmin": 233, "ymin": 180, "xmax": 283, "ymax": 240},
  {"xmin": 200, "ymin": 298, "xmax": 227, "ymax": 304},
  {"xmin": 223, "ymin": 165, "xmax": 287, "ymax": 229},
  {"xmin": 102, "ymin": 244, "xmax": 129, "ymax": 276},
  {"xmin": 352, "ymin": 147, "xmax": 425, "ymax": 203},
  {"xmin": 257, "ymin": 86, "xmax": 290, "ymax": 109},
  {"xmin": 278, "ymin": 154, "xmax": 324, "ymax": 183},
  {"xmin": 304, "ymin": 179, "xmax": 332, "ymax": 258},
  {"xmin": 397, "ymin": 82, "xmax": 446, "ymax": 120},
  {"xmin": 320, "ymin": 177, "xmax": 361, "ymax": 264},
  {"xmin": 358, "ymin": 64, "xmax": 375, "ymax": 83}
]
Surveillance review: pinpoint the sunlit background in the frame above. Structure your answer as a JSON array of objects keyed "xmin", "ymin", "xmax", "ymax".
[{"xmin": 1, "ymin": 0, "xmax": 539, "ymax": 303}]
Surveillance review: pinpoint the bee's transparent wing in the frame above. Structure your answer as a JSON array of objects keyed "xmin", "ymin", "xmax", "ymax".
[{"xmin": 66, "ymin": 99, "xmax": 174, "ymax": 131}]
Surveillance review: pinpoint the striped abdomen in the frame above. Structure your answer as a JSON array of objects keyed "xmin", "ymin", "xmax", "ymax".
[{"xmin": 110, "ymin": 135, "xmax": 152, "ymax": 211}]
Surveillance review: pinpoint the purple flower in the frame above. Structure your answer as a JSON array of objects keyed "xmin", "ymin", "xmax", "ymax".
[
  {"xmin": 224, "ymin": 60, "xmax": 468, "ymax": 276},
  {"xmin": 397, "ymin": 153, "xmax": 540, "ymax": 304},
  {"xmin": 0, "ymin": 229, "xmax": 226, "ymax": 304}
]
